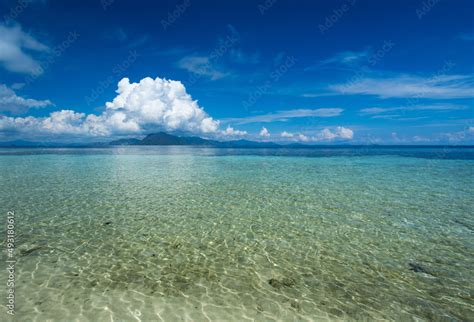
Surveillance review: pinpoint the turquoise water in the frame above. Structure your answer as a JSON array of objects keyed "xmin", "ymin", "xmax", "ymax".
[{"xmin": 1, "ymin": 147, "xmax": 473, "ymax": 321}]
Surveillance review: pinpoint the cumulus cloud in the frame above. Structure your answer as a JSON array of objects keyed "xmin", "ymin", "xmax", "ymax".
[
  {"xmin": 105, "ymin": 77, "xmax": 219, "ymax": 133},
  {"xmin": 0, "ymin": 84, "xmax": 53, "ymax": 114},
  {"xmin": 0, "ymin": 76, "xmax": 221, "ymax": 139},
  {"xmin": 259, "ymin": 127, "xmax": 270, "ymax": 137},
  {"xmin": 222, "ymin": 126, "xmax": 247, "ymax": 136},
  {"xmin": 297, "ymin": 134, "xmax": 309, "ymax": 142},
  {"xmin": 317, "ymin": 126, "xmax": 354, "ymax": 140},
  {"xmin": 0, "ymin": 24, "xmax": 49, "ymax": 75},
  {"xmin": 279, "ymin": 127, "xmax": 354, "ymax": 142},
  {"xmin": 441, "ymin": 127, "xmax": 474, "ymax": 143}
]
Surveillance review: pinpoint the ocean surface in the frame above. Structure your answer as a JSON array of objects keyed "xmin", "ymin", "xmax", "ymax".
[{"xmin": 1, "ymin": 146, "xmax": 473, "ymax": 321}]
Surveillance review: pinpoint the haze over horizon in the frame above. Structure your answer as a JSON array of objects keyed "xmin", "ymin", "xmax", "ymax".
[{"xmin": 0, "ymin": 0, "xmax": 473, "ymax": 144}]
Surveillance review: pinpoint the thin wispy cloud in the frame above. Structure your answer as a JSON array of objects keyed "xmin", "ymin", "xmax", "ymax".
[
  {"xmin": 177, "ymin": 55, "xmax": 229, "ymax": 80},
  {"xmin": 222, "ymin": 108, "xmax": 344, "ymax": 125},
  {"xmin": 0, "ymin": 24, "xmax": 49, "ymax": 75},
  {"xmin": 331, "ymin": 74, "xmax": 474, "ymax": 99},
  {"xmin": 229, "ymin": 48, "xmax": 260, "ymax": 64},
  {"xmin": 360, "ymin": 104, "xmax": 468, "ymax": 115},
  {"xmin": 457, "ymin": 33, "xmax": 474, "ymax": 41},
  {"xmin": 371, "ymin": 115, "xmax": 429, "ymax": 121},
  {"xmin": 128, "ymin": 35, "xmax": 150, "ymax": 48},
  {"xmin": 321, "ymin": 50, "xmax": 370, "ymax": 65},
  {"xmin": 305, "ymin": 49, "xmax": 370, "ymax": 71}
]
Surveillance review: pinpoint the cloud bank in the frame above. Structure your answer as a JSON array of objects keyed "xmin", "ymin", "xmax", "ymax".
[
  {"xmin": 0, "ymin": 77, "xmax": 220, "ymax": 139},
  {"xmin": 0, "ymin": 76, "xmax": 352, "ymax": 142}
]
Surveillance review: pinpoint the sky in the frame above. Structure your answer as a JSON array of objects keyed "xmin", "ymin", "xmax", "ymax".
[{"xmin": 0, "ymin": 0, "xmax": 473, "ymax": 144}]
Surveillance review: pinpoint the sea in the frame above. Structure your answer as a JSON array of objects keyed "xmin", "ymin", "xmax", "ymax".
[{"xmin": 0, "ymin": 146, "xmax": 472, "ymax": 321}]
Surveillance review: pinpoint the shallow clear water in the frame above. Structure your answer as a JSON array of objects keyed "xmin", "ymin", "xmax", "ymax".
[{"xmin": 1, "ymin": 147, "xmax": 473, "ymax": 321}]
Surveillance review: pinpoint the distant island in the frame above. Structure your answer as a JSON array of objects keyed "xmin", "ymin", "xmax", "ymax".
[
  {"xmin": 109, "ymin": 132, "xmax": 280, "ymax": 148},
  {"xmin": 0, "ymin": 132, "xmax": 280, "ymax": 148}
]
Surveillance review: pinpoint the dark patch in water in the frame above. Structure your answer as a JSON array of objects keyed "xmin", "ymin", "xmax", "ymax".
[
  {"xmin": 103, "ymin": 221, "xmax": 112, "ymax": 226},
  {"xmin": 19, "ymin": 246, "xmax": 42, "ymax": 257},
  {"xmin": 268, "ymin": 277, "xmax": 296, "ymax": 289},
  {"xmin": 409, "ymin": 262, "xmax": 430, "ymax": 274}
]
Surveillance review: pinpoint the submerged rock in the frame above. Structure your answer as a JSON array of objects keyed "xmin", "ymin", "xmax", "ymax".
[
  {"xmin": 268, "ymin": 278, "xmax": 282, "ymax": 289},
  {"xmin": 281, "ymin": 277, "xmax": 296, "ymax": 287},
  {"xmin": 409, "ymin": 262, "xmax": 430, "ymax": 274},
  {"xmin": 268, "ymin": 277, "xmax": 296, "ymax": 289}
]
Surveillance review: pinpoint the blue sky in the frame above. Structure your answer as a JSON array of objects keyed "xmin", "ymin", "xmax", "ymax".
[{"xmin": 0, "ymin": 0, "xmax": 473, "ymax": 144}]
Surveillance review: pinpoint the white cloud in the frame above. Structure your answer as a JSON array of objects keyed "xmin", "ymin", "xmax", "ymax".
[
  {"xmin": 222, "ymin": 126, "xmax": 247, "ymax": 136},
  {"xmin": 223, "ymin": 108, "xmax": 343, "ymax": 125},
  {"xmin": 441, "ymin": 127, "xmax": 474, "ymax": 143},
  {"xmin": 104, "ymin": 77, "xmax": 220, "ymax": 134},
  {"xmin": 0, "ymin": 84, "xmax": 53, "ymax": 114},
  {"xmin": 280, "ymin": 127, "xmax": 354, "ymax": 142},
  {"xmin": 177, "ymin": 55, "xmax": 228, "ymax": 80},
  {"xmin": 298, "ymin": 134, "xmax": 309, "ymax": 142},
  {"xmin": 0, "ymin": 24, "xmax": 49, "ymax": 75},
  {"xmin": 315, "ymin": 127, "xmax": 353, "ymax": 140},
  {"xmin": 335, "ymin": 126, "xmax": 354, "ymax": 139},
  {"xmin": 259, "ymin": 127, "xmax": 270, "ymax": 137},
  {"xmin": 331, "ymin": 74, "xmax": 474, "ymax": 99},
  {"xmin": 0, "ymin": 76, "xmax": 220, "ymax": 139}
]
